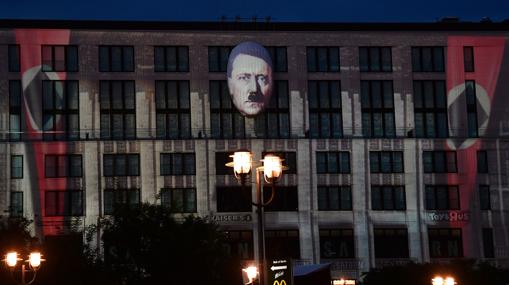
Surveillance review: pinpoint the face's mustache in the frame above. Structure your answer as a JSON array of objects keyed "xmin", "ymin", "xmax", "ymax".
[{"xmin": 247, "ymin": 91, "xmax": 264, "ymax": 102}]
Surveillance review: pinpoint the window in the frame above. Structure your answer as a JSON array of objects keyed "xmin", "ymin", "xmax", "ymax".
[
  {"xmin": 316, "ymin": 152, "xmax": 350, "ymax": 174},
  {"xmin": 99, "ymin": 46, "xmax": 134, "ymax": 72},
  {"xmin": 45, "ymin": 191, "xmax": 83, "ymax": 216},
  {"xmin": 264, "ymin": 186, "xmax": 298, "ymax": 211},
  {"xmin": 41, "ymin": 45, "xmax": 78, "ymax": 72},
  {"xmin": 215, "ymin": 152, "xmax": 234, "ymax": 175},
  {"xmin": 266, "ymin": 46, "xmax": 287, "ymax": 72},
  {"xmin": 425, "ymin": 185, "xmax": 460, "ymax": 210},
  {"xmin": 11, "ymin": 155, "xmax": 23, "ymax": 179},
  {"xmin": 255, "ymin": 81, "xmax": 290, "ymax": 138},
  {"xmin": 155, "ymin": 81, "xmax": 191, "ymax": 139},
  {"xmin": 371, "ymin": 186, "xmax": 406, "ymax": 210},
  {"xmin": 413, "ymin": 80, "xmax": 448, "ymax": 138},
  {"xmin": 100, "ymin": 81, "xmax": 136, "ymax": 139},
  {"xmin": 265, "ymin": 230, "xmax": 300, "ymax": 259},
  {"xmin": 369, "ymin": 151, "xmax": 404, "ymax": 173},
  {"xmin": 428, "ymin": 228, "xmax": 463, "ymax": 258},
  {"xmin": 160, "ymin": 188, "xmax": 196, "ymax": 213},
  {"xmin": 103, "ymin": 154, "xmax": 140, "ymax": 177},
  {"xmin": 216, "ymin": 186, "xmax": 251, "ymax": 212},
  {"xmin": 210, "ymin": 81, "xmax": 245, "ymax": 138},
  {"xmin": 477, "ymin": 150, "xmax": 488, "ymax": 173},
  {"xmin": 154, "ymin": 46, "xmax": 189, "ymax": 72},
  {"xmin": 160, "ymin": 153, "xmax": 195, "ymax": 175},
  {"xmin": 361, "ymin": 80, "xmax": 395, "ymax": 138},
  {"xmin": 10, "ymin": 192, "xmax": 23, "ymax": 217},
  {"xmin": 45, "ymin": 155, "xmax": 82, "ymax": 178},
  {"xmin": 412, "ymin": 47, "xmax": 445, "ymax": 72},
  {"xmin": 307, "ymin": 47, "xmax": 340, "ymax": 72},
  {"xmin": 374, "ymin": 228, "xmax": 409, "ymax": 258},
  {"xmin": 465, "ymin": 80, "xmax": 478, "ymax": 137},
  {"xmin": 9, "ymin": 80, "xmax": 22, "ymax": 141},
  {"xmin": 42, "ymin": 80, "xmax": 80, "ymax": 140},
  {"xmin": 482, "ymin": 228, "xmax": 495, "ymax": 258},
  {"xmin": 423, "ymin": 151, "xmax": 457, "ymax": 173},
  {"xmin": 8, "ymin": 45, "xmax": 20, "ymax": 72},
  {"xmin": 103, "ymin": 189, "xmax": 140, "ymax": 215},
  {"xmin": 464, "ymin": 46, "xmax": 474, "ymax": 72},
  {"xmin": 308, "ymin": 80, "xmax": 342, "ymax": 138},
  {"xmin": 319, "ymin": 229, "xmax": 355, "ymax": 258},
  {"xmin": 223, "ymin": 230, "xmax": 254, "ymax": 259},
  {"xmin": 359, "ymin": 47, "xmax": 392, "ymax": 72},
  {"xmin": 208, "ymin": 46, "xmax": 231, "ymax": 72},
  {"xmin": 479, "ymin": 185, "xmax": 491, "ymax": 210},
  {"xmin": 317, "ymin": 186, "xmax": 352, "ymax": 210},
  {"xmin": 262, "ymin": 152, "xmax": 297, "ymax": 174}
]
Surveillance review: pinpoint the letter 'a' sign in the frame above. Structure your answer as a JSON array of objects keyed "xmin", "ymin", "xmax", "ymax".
[{"xmin": 267, "ymin": 259, "xmax": 293, "ymax": 285}]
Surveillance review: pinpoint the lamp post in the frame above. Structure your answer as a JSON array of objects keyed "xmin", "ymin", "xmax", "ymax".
[
  {"xmin": 227, "ymin": 151, "xmax": 286, "ymax": 285},
  {"xmin": 3, "ymin": 251, "xmax": 44, "ymax": 285},
  {"xmin": 432, "ymin": 276, "xmax": 456, "ymax": 285}
]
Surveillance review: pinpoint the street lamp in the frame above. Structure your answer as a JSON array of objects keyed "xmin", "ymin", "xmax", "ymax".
[
  {"xmin": 432, "ymin": 276, "xmax": 456, "ymax": 285},
  {"xmin": 3, "ymin": 251, "xmax": 45, "ymax": 285},
  {"xmin": 242, "ymin": 265, "xmax": 259, "ymax": 285},
  {"xmin": 227, "ymin": 150, "xmax": 286, "ymax": 285}
]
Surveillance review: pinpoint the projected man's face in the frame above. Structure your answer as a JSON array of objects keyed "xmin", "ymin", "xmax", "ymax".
[{"xmin": 228, "ymin": 53, "xmax": 273, "ymax": 116}]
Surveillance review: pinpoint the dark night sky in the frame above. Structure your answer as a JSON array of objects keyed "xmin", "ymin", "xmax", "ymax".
[{"xmin": 0, "ymin": 0, "xmax": 508, "ymax": 22}]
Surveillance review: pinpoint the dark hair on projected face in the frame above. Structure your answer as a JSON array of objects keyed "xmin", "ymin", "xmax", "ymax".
[{"xmin": 227, "ymin": 41, "xmax": 273, "ymax": 78}]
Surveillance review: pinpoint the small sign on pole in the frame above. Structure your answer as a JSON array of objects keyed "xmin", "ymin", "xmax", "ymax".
[{"xmin": 266, "ymin": 259, "xmax": 293, "ymax": 285}]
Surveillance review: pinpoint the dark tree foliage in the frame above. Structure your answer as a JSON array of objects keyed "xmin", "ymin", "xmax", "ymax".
[{"xmin": 362, "ymin": 260, "xmax": 509, "ymax": 285}]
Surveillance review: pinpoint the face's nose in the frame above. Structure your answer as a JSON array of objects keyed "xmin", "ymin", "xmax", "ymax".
[{"xmin": 246, "ymin": 76, "xmax": 258, "ymax": 93}]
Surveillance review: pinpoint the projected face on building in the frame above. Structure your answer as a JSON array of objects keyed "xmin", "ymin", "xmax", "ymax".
[{"xmin": 227, "ymin": 41, "xmax": 273, "ymax": 116}]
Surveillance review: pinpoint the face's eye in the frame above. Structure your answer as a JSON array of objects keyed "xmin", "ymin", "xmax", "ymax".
[
  {"xmin": 257, "ymin": 75, "xmax": 269, "ymax": 85},
  {"xmin": 237, "ymin": 74, "xmax": 251, "ymax": 81}
]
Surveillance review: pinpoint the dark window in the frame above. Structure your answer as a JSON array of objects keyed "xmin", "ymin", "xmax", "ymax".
[
  {"xmin": 423, "ymin": 151, "xmax": 457, "ymax": 173},
  {"xmin": 155, "ymin": 81, "xmax": 191, "ymax": 139},
  {"xmin": 465, "ymin": 80, "xmax": 478, "ymax": 137},
  {"xmin": 264, "ymin": 186, "xmax": 298, "ymax": 211},
  {"xmin": 317, "ymin": 186, "xmax": 352, "ymax": 210},
  {"xmin": 100, "ymin": 81, "xmax": 136, "ymax": 139},
  {"xmin": 464, "ymin": 46, "xmax": 474, "ymax": 72},
  {"xmin": 99, "ymin": 46, "xmax": 134, "ymax": 72},
  {"xmin": 428, "ymin": 228, "xmax": 463, "ymax": 258},
  {"xmin": 319, "ymin": 229, "xmax": 355, "ymax": 258},
  {"xmin": 223, "ymin": 230, "xmax": 254, "ymax": 259},
  {"xmin": 45, "ymin": 191, "xmax": 83, "ymax": 216},
  {"xmin": 160, "ymin": 153, "xmax": 195, "ymax": 175},
  {"xmin": 210, "ymin": 81, "xmax": 245, "ymax": 138},
  {"xmin": 215, "ymin": 152, "xmax": 234, "ymax": 175},
  {"xmin": 266, "ymin": 46, "xmax": 287, "ymax": 72},
  {"xmin": 103, "ymin": 189, "xmax": 140, "ymax": 215},
  {"xmin": 216, "ymin": 186, "xmax": 251, "ymax": 212},
  {"xmin": 41, "ymin": 45, "xmax": 78, "ymax": 72},
  {"xmin": 425, "ymin": 185, "xmax": 460, "ymax": 210},
  {"xmin": 359, "ymin": 47, "xmax": 392, "ymax": 72},
  {"xmin": 371, "ymin": 186, "xmax": 406, "ymax": 210},
  {"xmin": 45, "ymin": 155, "xmax": 82, "ymax": 178},
  {"xmin": 154, "ymin": 46, "xmax": 189, "ymax": 72},
  {"xmin": 160, "ymin": 188, "xmax": 196, "ymax": 213},
  {"xmin": 10, "ymin": 192, "xmax": 23, "ymax": 217},
  {"xmin": 369, "ymin": 151, "xmax": 404, "ymax": 173},
  {"xmin": 208, "ymin": 46, "xmax": 232, "ymax": 72},
  {"xmin": 316, "ymin": 152, "xmax": 350, "ymax": 174},
  {"xmin": 11, "ymin": 155, "xmax": 23, "ymax": 179},
  {"xmin": 265, "ymin": 230, "xmax": 300, "ymax": 259},
  {"xmin": 9, "ymin": 80, "xmax": 22, "ymax": 141},
  {"xmin": 103, "ymin": 154, "xmax": 140, "ymax": 177},
  {"xmin": 482, "ymin": 228, "xmax": 495, "ymax": 258},
  {"xmin": 307, "ymin": 47, "xmax": 340, "ymax": 72},
  {"xmin": 308, "ymin": 80, "xmax": 342, "ymax": 138},
  {"xmin": 262, "ymin": 152, "xmax": 296, "ymax": 174},
  {"xmin": 374, "ymin": 228, "xmax": 409, "ymax": 258},
  {"xmin": 361, "ymin": 80, "xmax": 395, "ymax": 138},
  {"xmin": 479, "ymin": 185, "xmax": 491, "ymax": 210},
  {"xmin": 477, "ymin": 150, "xmax": 488, "ymax": 173},
  {"xmin": 42, "ymin": 80, "xmax": 80, "ymax": 140},
  {"xmin": 8, "ymin": 45, "xmax": 20, "ymax": 72},
  {"xmin": 413, "ymin": 80, "xmax": 448, "ymax": 138},
  {"xmin": 255, "ymin": 81, "xmax": 290, "ymax": 138},
  {"xmin": 412, "ymin": 47, "xmax": 445, "ymax": 72}
]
